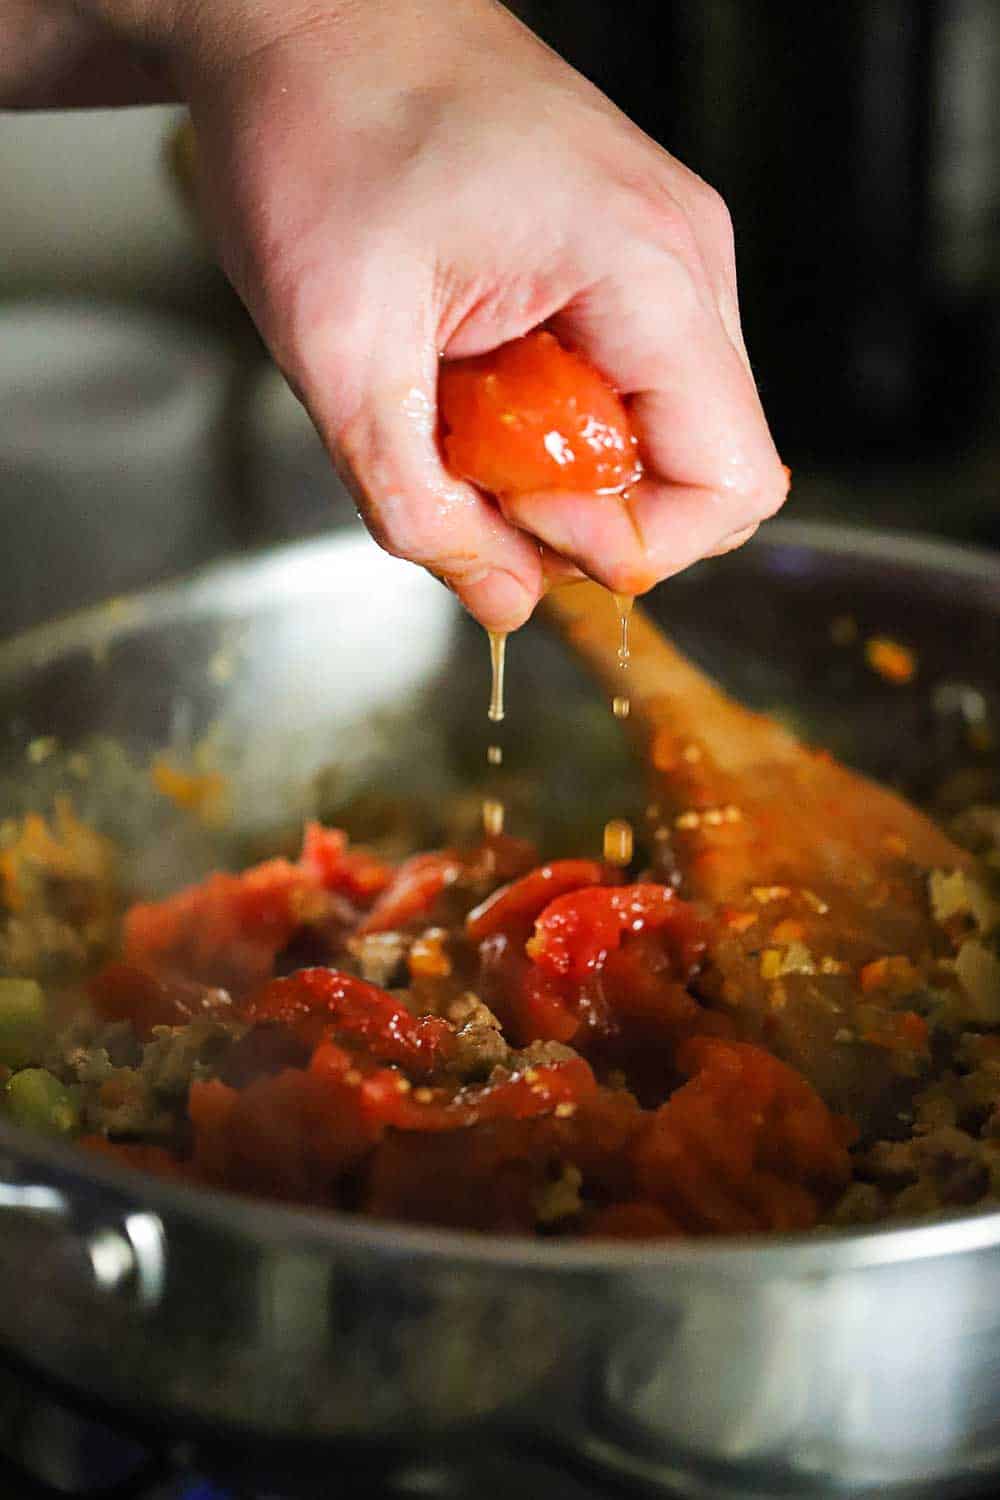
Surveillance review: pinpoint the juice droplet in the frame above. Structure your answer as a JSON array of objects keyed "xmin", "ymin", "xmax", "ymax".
[
  {"xmin": 612, "ymin": 695, "xmax": 631, "ymax": 719},
  {"xmin": 487, "ymin": 631, "xmax": 507, "ymax": 724},
  {"xmin": 487, "ymin": 744, "xmax": 503, "ymax": 766},
  {"xmin": 482, "ymin": 797, "xmax": 505, "ymax": 837},
  {"xmin": 603, "ymin": 818, "xmax": 634, "ymax": 867}
]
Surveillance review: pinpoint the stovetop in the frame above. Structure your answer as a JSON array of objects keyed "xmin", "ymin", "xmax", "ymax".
[{"xmin": 0, "ymin": 1355, "xmax": 613, "ymax": 1500}]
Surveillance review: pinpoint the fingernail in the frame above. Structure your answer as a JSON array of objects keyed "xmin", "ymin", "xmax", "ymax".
[{"xmin": 454, "ymin": 569, "xmax": 537, "ymax": 631}]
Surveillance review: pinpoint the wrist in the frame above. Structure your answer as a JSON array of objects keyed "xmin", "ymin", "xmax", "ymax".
[{"xmin": 81, "ymin": 0, "xmax": 507, "ymax": 93}]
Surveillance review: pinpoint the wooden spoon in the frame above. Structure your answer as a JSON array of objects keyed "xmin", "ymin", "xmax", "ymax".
[{"xmin": 544, "ymin": 581, "xmax": 977, "ymax": 1131}]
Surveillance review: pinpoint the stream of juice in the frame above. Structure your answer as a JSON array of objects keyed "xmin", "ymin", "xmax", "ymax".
[
  {"xmin": 487, "ymin": 631, "xmax": 506, "ymax": 723},
  {"xmin": 484, "ymin": 631, "xmax": 508, "ymax": 834},
  {"xmin": 611, "ymin": 592, "xmax": 633, "ymax": 719},
  {"xmin": 602, "ymin": 817, "xmax": 634, "ymax": 867}
]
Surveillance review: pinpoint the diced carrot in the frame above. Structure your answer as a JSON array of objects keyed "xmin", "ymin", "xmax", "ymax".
[
  {"xmin": 150, "ymin": 758, "xmax": 227, "ymax": 823},
  {"xmin": 865, "ymin": 637, "xmax": 917, "ymax": 685}
]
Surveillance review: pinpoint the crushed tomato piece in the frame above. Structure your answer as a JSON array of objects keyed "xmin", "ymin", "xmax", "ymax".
[
  {"xmin": 439, "ymin": 331, "xmax": 642, "ymax": 497},
  {"xmin": 356, "ymin": 851, "xmax": 462, "ymax": 935},
  {"xmin": 527, "ymin": 882, "xmax": 706, "ymax": 980},
  {"xmin": 241, "ymin": 968, "xmax": 454, "ymax": 1074},
  {"xmin": 298, "ymin": 822, "xmax": 393, "ymax": 902},
  {"xmin": 119, "ymin": 824, "xmax": 391, "ymax": 994},
  {"xmin": 634, "ymin": 1038, "xmax": 855, "ymax": 1234},
  {"xmin": 466, "ymin": 859, "xmax": 607, "ymax": 942},
  {"xmin": 90, "ymin": 962, "xmax": 229, "ymax": 1039}
]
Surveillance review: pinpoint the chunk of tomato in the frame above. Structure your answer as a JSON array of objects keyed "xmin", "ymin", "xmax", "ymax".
[
  {"xmin": 241, "ymin": 967, "xmax": 454, "ymax": 1074},
  {"xmin": 634, "ymin": 1039, "xmax": 856, "ymax": 1234},
  {"xmin": 527, "ymin": 883, "xmax": 706, "ymax": 981},
  {"xmin": 298, "ymin": 822, "xmax": 392, "ymax": 903},
  {"xmin": 466, "ymin": 859, "xmax": 607, "ymax": 942},
  {"xmin": 356, "ymin": 851, "xmax": 462, "ymax": 935}
]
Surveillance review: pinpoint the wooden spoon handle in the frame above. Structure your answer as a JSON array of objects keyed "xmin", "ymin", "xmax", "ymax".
[{"xmin": 542, "ymin": 581, "xmax": 796, "ymax": 775}]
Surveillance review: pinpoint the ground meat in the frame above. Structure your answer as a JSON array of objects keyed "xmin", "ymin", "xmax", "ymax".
[
  {"xmin": 508, "ymin": 1039, "xmax": 580, "ymax": 1071},
  {"xmin": 830, "ymin": 1181, "xmax": 888, "ymax": 1226},
  {"xmin": 851, "ymin": 1125, "xmax": 1000, "ymax": 1220},
  {"xmin": 442, "ymin": 993, "xmax": 512, "ymax": 1080},
  {"xmin": 47, "ymin": 1018, "xmax": 142, "ymax": 1082},
  {"xmin": 217, "ymin": 1024, "xmax": 310, "ymax": 1088},
  {"xmin": 82, "ymin": 1066, "xmax": 172, "ymax": 1139},
  {"xmin": 141, "ymin": 1018, "xmax": 243, "ymax": 1098},
  {"xmin": 534, "ymin": 1162, "xmax": 583, "ymax": 1227}
]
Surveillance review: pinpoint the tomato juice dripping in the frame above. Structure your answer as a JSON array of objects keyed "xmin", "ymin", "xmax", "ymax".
[
  {"xmin": 487, "ymin": 630, "xmax": 506, "ymax": 724},
  {"xmin": 602, "ymin": 818, "xmax": 634, "ymax": 867},
  {"xmin": 611, "ymin": 590, "xmax": 633, "ymax": 720},
  {"xmin": 482, "ymin": 797, "xmax": 505, "ymax": 838}
]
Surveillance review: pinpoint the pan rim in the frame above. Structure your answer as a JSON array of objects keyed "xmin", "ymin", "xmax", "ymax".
[{"xmin": 0, "ymin": 517, "xmax": 997, "ymax": 681}]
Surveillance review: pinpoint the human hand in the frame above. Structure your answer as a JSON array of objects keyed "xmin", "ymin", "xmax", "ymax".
[{"xmin": 11, "ymin": 0, "xmax": 789, "ymax": 628}]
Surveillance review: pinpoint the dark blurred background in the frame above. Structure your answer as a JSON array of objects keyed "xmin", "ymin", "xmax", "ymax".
[
  {"xmin": 1, "ymin": 0, "xmax": 999, "ymax": 638},
  {"xmin": 513, "ymin": 0, "xmax": 1000, "ymax": 543}
]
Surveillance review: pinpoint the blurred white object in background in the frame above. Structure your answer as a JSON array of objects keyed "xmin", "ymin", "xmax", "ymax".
[
  {"xmin": 0, "ymin": 107, "xmax": 207, "ymax": 299},
  {"xmin": 0, "ymin": 301, "xmax": 237, "ymax": 635}
]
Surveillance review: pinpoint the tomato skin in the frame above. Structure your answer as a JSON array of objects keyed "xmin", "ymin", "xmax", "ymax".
[
  {"xmin": 241, "ymin": 967, "xmax": 454, "ymax": 1074},
  {"xmin": 527, "ymin": 884, "xmax": 707, "ymax": 981},
  {"xmin": 356, "ymin": 851, "xmax": 462, "ymax": 936},
  {"xmin": 466, "ymin": 859, "xmax": 607, "ymax": 942},
  {"xmin": 439, "ymin": 331, "xmax": 641, "ymax": 497}
]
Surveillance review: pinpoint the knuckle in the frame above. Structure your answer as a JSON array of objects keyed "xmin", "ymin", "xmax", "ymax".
[
  {"xmin": 692, "ymin": 180, "xmax": 735, "ymax": 252},
  {"xmin": 365, "ymin": 499, "xmax": 469, "ymax": 576},
  {"xmin": 643, "ymin": 185, "xmax": 702, "ymax": 267}
]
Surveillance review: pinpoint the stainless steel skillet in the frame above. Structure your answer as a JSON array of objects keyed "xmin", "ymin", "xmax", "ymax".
[{"xmin": 0, "ymin": 520, "xmax": 998, "ymax": 1499}]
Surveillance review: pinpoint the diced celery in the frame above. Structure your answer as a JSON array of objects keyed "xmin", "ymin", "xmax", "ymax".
[
  {"xmin": 5, "ymin": 1068, "xmax": 79, "ymax": 1137},
  {"xmin": 0, "ymin": 979, "xmax": 46, "ymax": 1069}
]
